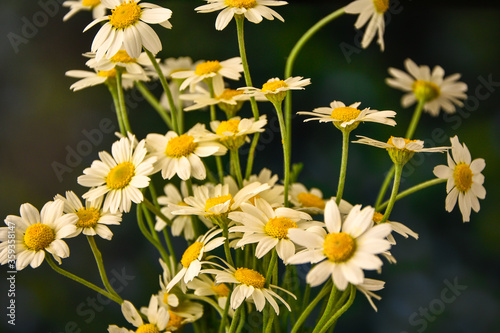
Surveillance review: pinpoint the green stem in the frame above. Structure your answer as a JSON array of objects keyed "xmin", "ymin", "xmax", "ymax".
[
  {"xmin": 319, "ymin": 285, "xmax": 356, "ymax": 333},
  {"xmin": 314, "ymin": 284, "xmax": 338, "ymax": 330},
  {"xmin": 146, "ymin": 49, "xmax": 179, "ymax": 133},
  {"xmin": 228, "ymin": 305, "xmax": 242, "ymax": 333},
  {"xmin": 115, "ymin": 69, "xmax": 132, "ymax": 133},
  {"xmin": 45, "ymin": 255, "xmax": 122, "ymax": 304},
  {"xmin": 142, "ymin": 197, "xmax": 172, "ymax": 227},
  {"xmin": 405, "ymin": 98, "xmax": 426, "ymax": 139},
  {"xmin": 231, "ymin": 149, "xmax": 244, "ymax": 188},
  {"xmin": 137, "ymin": 204, "xmax": 169, "ymax": 263},
  {"xmin": 272, "ymin": 100, "xmax": 290, "ymax": 207},
  {"xmin": 265, "ymin": 250, "xmax": 278, "ymax": 286},
  {"xmin": 135, "ymin": 81, "xmax": 173, "ymax": 129},
  {"xmin": 377, "ymin": 178, "xmax": 446, "ymax": 211},
  {"xmin": 107, "ymin": 82, "xmax": 126, "ymax": 136},
  {"xmin": 222, "ymin": 223, "xmax": 234, "ymax": 267},
  {"xmin": 86, "ymin": 236, "xmax": 122, "ymax": 301},
  {"xmin": 235, "ymin": 303, "xmax": 246, "ymax": 333},
  {"xmin": 218, "ymin": 291, "xmax": 231, "ymax": 333},
  {"xmin": 244, "ymin": 133, "xmax": 260, "ymax": 179},
  {"xmin": 336, "ymin": 130, "xmax": 350, "ymax": 205},
  {"xmin": 142, "ymin": 204, "xmax": 160, "ymax": 242},
  {"xmin": 290, "ymin": 280, "xmax": 332, "ymax": 333},
  {"xmin": 162, "ymin": 228, "xmax": 177, "ymax": 267},
  {"xmin": 374, "ymin": 165, "xmax": 395, "ymax": 208},
  {"xmin": 381, "ymin": 163, "xmax": 403, "ymax": 223}
]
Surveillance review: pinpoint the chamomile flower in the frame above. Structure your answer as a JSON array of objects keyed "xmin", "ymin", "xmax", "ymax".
[
  {"xmin": 243, "ymin": 168, "xmax": 284, "ymax": 207},
  {"xmin": 195, "ymin": 0, "xmax": 288, "ymax": 31},
  {"xmin": 386, "ymin": 58, "xmax": 468, "ymax": 116},
  {"xmin": 108, "ymin": 296, "xmax": 169, "ymax": 333},
  {"xmin": 0, "ymin": 200, "xmax": 77, "ymax": 270},
  {"xmin": 63, "ymin": 0, "xmax": 106, "ymax": 21},
  {"xmin": 65, "ymin": 67, "xmax": 147, "ymax": 91},
  {"xmin": 160, "ymin": 57, "xmax": 197, "ymax": 79},
  {"xmin": 287, "ymin": 199, "xmax": 392, "ymax": 290},
  {"xmin": 344, "ymin": 0, "xmax": 389, "ymax": 51},
  {"xmin": 372, "ymin": 211, "xmax": 418, "ymax": 245},
  {"xmin": 289, "ymin": 183, "xmax": 353, "ymax": 216},
  {"xmin": 203, "ymin": 263, "xmax": 295, "ymax": 314},
  {"xmin": 242, "ymin": 76, "xmax": 311, "ymax": 104},
  {"xmin": 353, "ymin": 135, "xmax": 449, "ymax": 165},
  {"xmin": 166, "ymin": 228, "xmax": 225, "ymax": 290},
  {"xmin": 229, "ymin": 198, "xmax": 315, "ymax": 262},
  {"xmin": 78, "ymin": 134, "xmax": 156, "ymax": 214},
  {"xmin": 85, "ymin": 49, "xmax": 154, "ymax": 76},
  {"xmin": 145, "ymin": 124, "xmax": 227, "ymax": 181},
  {"xmin": 54, "ymin": 191, "xmax": 122, "ymax": 240},
  {"xmin": 171, "ymin": 57, "xmax": 243, "ymax": 92},
  {"xmin": 433, "ymin": 136, "xmax": 486, "ymax": 222},
  {"xmin": 84, "ymin": 0, "xmax": 173, "ymax": 60},
  {"xmin": 210, "ymin": 115, "xmax": 267, "ymax": 151},
  {"xmin": 298, "ymin": 101, "xmax": 396, "ymax": 132}
]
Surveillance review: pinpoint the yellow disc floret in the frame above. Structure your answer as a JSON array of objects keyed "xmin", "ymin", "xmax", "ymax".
[
  {"xmin": 453, "ymin": 163, "xmax": 473, "ymax": 192},
  {"xmin": 216, "ymin": 119, "xmax": 246, "ymax": 150},
  {"xmin": 412, "ymin": 80, "xmax": 441, "ymax": 102},
  {"xmin": 262, "ymin": 80, "xmax": 287, "ymax": 93},
  {"xmin": 216, "ymin": 119, "xmax": 240, "ymax": 136},
  {"xmin": 205, "ymin": 194, "xmax": 234, "ymax": 213},
  {"xmin": 106, "ymin": 161, "xmax": 135, "ymax": 190},
  {"xmin": 211, "ymin": 283, "xmax": 230, "ymax": 297},
  {"xmin": 76, "ymin": 207, "xmax": 101, "ymax": 228},
  {"xmin": 323, "ymin": 232, "xmax": 356, "ymax": 263},
  {"xmin": 165, "ymin": 134, "xmax": 198, "ymax": 158},
  {"xmin": 109, "ymin": 1, "xmax": 142, "ymax": 30},
  {"xmin": 372, "ymin": 211, "xmax": 384, "ymax": 224},
  {"xmin": 373, "ymin": 0, "xmax": 389, "ymax": 14},
  {"xmin": 218, "ymin": 89, "xmax": 244, "ymax": 101},
  {"xmin": 297, "ymin": 192, "xmax": 325, "ymax": 209},
  {"xmin": 98, "ymin": 69, "xmax": 117, "ymax": 78},
  {"xmin": 264, "ymin": 217, "xmax": 297, "ymax": 240},
  {"xmin": 195, "ymin": 61, "xmax": 222, "ymax": 76},
  {"xmin": 135, "ymin": 323, "xmax": 159, "ymax": 333},
  {"xmin": 234, "ymin": 267, "xmax": 266, "ymax": 288},
  {"xmin": 110, "ymin": 50, "xmax": 135, "ymax": 63},
  {"xmin": 386, "ymin": 136, "xmax": 418, "ymax": 165},
  {"xmin": 330, "ymin": 106, "xmax": 361, "ymax": 123},
  {"xmin": 225, "ymin": 0, "xmax": 256, "ymax": 9},
  {"xmin": 83, "ymin": 0, "xmax": 101, "ymax": 7},
  {"xmin": 24, "ymin": 223, "xmax": 55, "ymax": 251},
  {"xmin": 181, "ymin": 241, "xmax": 203, "ymax": 267},
  {"xmin": 167, "ymin": 311, "xmax": 184, "ymax": 330}
]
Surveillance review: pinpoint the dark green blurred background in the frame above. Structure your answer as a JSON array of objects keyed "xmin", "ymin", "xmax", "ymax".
[{"xmin": 1, "ymin": 0, "xmax": 499, "ymax": 332}]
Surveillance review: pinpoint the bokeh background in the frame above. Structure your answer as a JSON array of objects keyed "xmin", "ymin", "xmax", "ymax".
[{"xmin": 1, "ymin": 0, "xmax": 499, "ymax": 332}]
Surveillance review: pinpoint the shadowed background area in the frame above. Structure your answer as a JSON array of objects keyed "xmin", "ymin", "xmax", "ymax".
[{"xmin": 1, "ymin": 0, "xmax": 499, "ymax": 332}]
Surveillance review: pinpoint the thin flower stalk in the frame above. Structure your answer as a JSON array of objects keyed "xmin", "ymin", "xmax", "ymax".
[
  {"xmin": 137, "ymin": 204, "xmax": 169, "ymax": 263},
  {"xmin": 381, "ymin": 163, "xmax": 403, "ymax": 222},
  {"xmin": 290, "ymin": 281, "xmax": 332, "ymax": 333},
  {"xmin": 106, "ymin": 82, "xmax": 126, "ymax": 135},
  {"xmin": 87, "ymin": 236, "xmax": 121, "ymax": 300},
  {"xmin": 115, "ymin": 69, "xmax": 132, "ymax": 133},
  {"xmin": 336, "ymin": 130, "xmax": 350, "ymax": 205},
  {"xmin": 271, "ymin": 100, "xmax": 291, "ymax": 206},
  {"xmin": 317, "ymin": 285, "xmax": 356, "ymax": 333},
  {"xmin": 135, "ymin": 81, "xmax": 173, "ymax": 129}
]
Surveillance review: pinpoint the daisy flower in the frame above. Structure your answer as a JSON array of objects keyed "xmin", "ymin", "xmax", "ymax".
[
  {"xmin": 204, "ymin": 263, "xmax": 295, "ymax": 314},
  {"xmin": 372, "ymin": 211, "xmax": 418, "ymax": 245},
  {"xmin": 84, "ymin": 0, "xmax": 173, "ymax": 60},
  {"xmin": 290, "ymin": 183, "xmax": 354, "ymax": 216},
  {"xmin": 228, "ymin": 198, "xmax": 316, "ymax": 262},
  {"xmin": 145, "ymin": 124, "xmax": 227, "ymax": 181},
  {"xmin": 210, "ymin": 115, "xmax": 267, "ymax": 151},
  {"xmin": 241, "ymin": 76, "xmax": 311, "ymax": 104},
  {"xmin": 63, "ymin": 0, "xmax": 106, "ymax": 21},
  {"xmin": 287, "ymin": 199, "xmax": 392, "ymax": 290},
  {"xmin": 77, "ymin": 134, "xmax": 156, "ymax": 213},
  {"xmin": 65, "ymin": 67, "xmax": 148, "ymax": 91},
  {"xmin": 54, "ymin": 191, "xmax": 122, "ymax": 240},
  {"xmin": 243, "ymin": 168, "xmax": 284, "ymax": 207},
  {"xmin": 0, "ymin": 200, "xmax": 77, "ymax": 270},
  {"xmin": 85, "ymin": 49, "xmax": 154, "ymax": 76},
  {"xmin": 160, "ymin": 56, "xmax": 197, "ymax": 79},
  {"xmin": 433, "ymin": 136, "xmax": 486, "ymax": 222},
  {"xmin": 298, "ymin": 100, "xmax": 396, "ymax": 132},
  {"xmin": 108, "ymin": 296, "xmax": 169, "ymax": 333},
  {"xmin": 353, "ymin": 135, "xmax": 449, "ymax": 165},
  {"xmin": 166, "ymin": 228, "xmax": 225, "ymax": 291},
  {"xmin": 344, "ymin": 0, "xmax": 389, "ymax": 51},
  {"xmin": 171, "ymin": 57, "xmax": 243, "ymax": 92},
  {"xmin": 195, "ymin": 0, "xmax": 288, "ymax": 31},
  {"xmin": 386, "ymin": 58, "xmax": 468, "ymax": 116}
]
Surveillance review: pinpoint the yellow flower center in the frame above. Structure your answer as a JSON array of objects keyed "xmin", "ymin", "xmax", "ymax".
[
  {"xmin": 412, "ymin": 80, "xmax": 441, "ymax": 102},
  {"xmin": 264, "ymin": 217, "xmax": 297, "ymax": 240},
  {"xmin": 194, "ymin": 61, "xmax": 222, "ymax": 76},
  {"xmin": 373, "ymin": 0, "xmax": 389, "ymax": 14},
  {"xmin": 453, "ymin": 163, "xmax": 473, "ymax": 192},
  {"xmin": 330, "ymin": 106, "xmax": 361, "ymax": 123},
  {"xmin": 211, "ymin": 283, "xmax": 230, "ymax": 297},
  {"xmin": 24, "ymin": 223, "xmax": 55, "ymax": 251},
  {"xmin": 218, "ymin": 89, "xmax": 244, "ymax": 101},
  {"xmin": 106, "ymin": 161, "xmax": 135, "ymax": 190},
  {"xmin": 165, "ymin": 134, "xmax": 198, "ymax": 158},
  {"xmin": 97, "ymin": 69, "xmax": 117, "ymax": 78},
  {"xmin": 177, "ymin": 201, "xmax": 189, "ymax": 207},
  {"xmin": 216, "ymin": 119, "xmax": 240, "ymax": 136},
  {"xmin": 180, "ymin": 241, "xmax": 203, "ymax": 267},
  {"xmin": 162, "ymin": 292, "xmax": 170, "ymax": 305},
  {"xmin": 82, "ymin": 0, "xmax": 101, "ymax": 7},
  {"xmin": 261, "ymin": 80, "xmax": 287, "ymax": 93},
  {"xmin": 109, "ymin": 1, "xmax": 142, "ymax": 30},
  {"xmin": 386, "ymin": 136, "xmax": 416, "ymax": 149},
  {"xmin": 110, "ymin": 50, "xmax": 135, "ymax": 63},
  {"xmin": 234, "ymin": 268, "xmax": 265, "ymax": 288},
  {"xmin": 297, "ymin": 192, "xmax": 325, "ymax": 209},
  {"xmin": 167, "ymin": 311, "xmax": 184, "ymax": 329},
  {"xmin": 205, "ymin": 194, "xmax": 234, "ymax": 213},
  {"xmin": 224, "ymin": 0, "xmax": 256, "ymax": 9},
  {"xmin": 372, "ymin": 211, "xmax": 384, "ymax": 224},
  {"xmin": 76, "ymin": 207, "xmax": 101, "ymax": 228},
  {"xmin": 323, "ymin": 232, "xmax": 356, "ymax": 263},
  {"xmin": 135, "ymin": 323, "xmax": 159, "ymax": 333}
]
